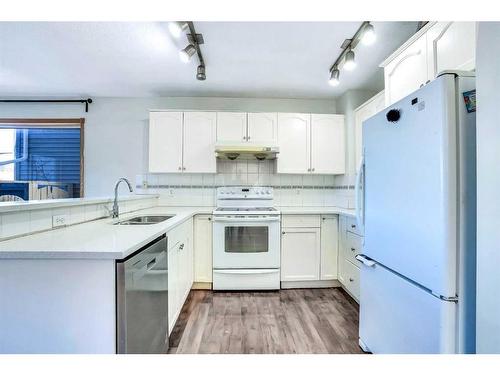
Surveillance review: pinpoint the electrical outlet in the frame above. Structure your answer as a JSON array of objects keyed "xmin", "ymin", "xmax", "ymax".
[{"xmin": 52, "ymin": 214, "xmax": 68, "ymax": 228}]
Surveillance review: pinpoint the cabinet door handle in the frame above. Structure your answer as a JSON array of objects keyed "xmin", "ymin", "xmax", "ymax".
[
  {"xmin": 208, "ymin": 217, "xmax": 212, "ymax": 221},
  {"xmin": 311, "ymin": 168, "xmax": 315, "ymax": 172},
  {"xmin": 247, "ymin": 136, "xmax": 251, "ymax": 140},
  {"xmin": 349, "ymin": 277, "xmax": 354, "ymax": 282},
  {"xmin": 307, "ymin": 168, "xmax": 311, "ymax": 172},
  {"xmin": 178, "ymin": 166, "xmax": 182, "ymax": 170},
  {"xmin": 351, "ymin": 224, "xmax": 356, "ymax": 229},
  {"xmin": 182, "ymin": 167, "xmax": 186, "ymax": 171},
  {"xmin": 243, "ymin": 136, "xmax": 247, "ymax": 140},
  {"xmin": 351, "ymin": 247, "xmax": 356, "ymax": 252},
  {"xmin": 282, "ymin": 231, "xmax": 286, "ymax": 235}
]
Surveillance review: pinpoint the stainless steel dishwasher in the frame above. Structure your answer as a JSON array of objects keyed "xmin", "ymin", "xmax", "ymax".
[{"xmin": 116, "ymin": 234, "xmax": 168, "ymax": 354}]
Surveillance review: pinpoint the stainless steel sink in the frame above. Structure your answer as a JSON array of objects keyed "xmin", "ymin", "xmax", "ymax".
[{"xmin": 114, "ymin": 215, "xmax": 174, "ymax": 225}]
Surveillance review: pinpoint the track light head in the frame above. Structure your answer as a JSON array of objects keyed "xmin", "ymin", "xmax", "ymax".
[
  {"xmin": 168, "ymin": 21, "xmax": 189, "ymax": 38},
  {"xmin": 179, "ymin": 44, "xmax": 196, "ymax": 63},
  {"xmin": 329, "ymin": 68, "xmax": 340, "ymax": 86},
  {"xmin": 196, "ymin": 65, "xmax": 206, "ymax": 80},
  {"xmin": 344, "ymin": 49, "xmax": 356, "ymax": 71},
  {"xmin": 361, "ymin": 23, "xmax": 376, "ymax": 45}
]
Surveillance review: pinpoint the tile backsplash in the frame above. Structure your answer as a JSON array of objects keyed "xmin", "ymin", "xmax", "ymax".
[
  {"xmin": 139, "ymin": 160, "xmax": 337, "ymax": 188},
  {"xmin": 137, "ymin": 159, "xmax": 354, "ymax": 208}
]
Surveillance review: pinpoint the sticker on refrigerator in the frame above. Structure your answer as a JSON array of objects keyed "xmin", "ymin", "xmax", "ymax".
[{"xmin": 463, "ymin": 90, "xmax": 476, "ymax": 113}]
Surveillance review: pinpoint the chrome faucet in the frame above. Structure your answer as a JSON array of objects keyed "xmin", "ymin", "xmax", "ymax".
[{"xmin": 112, "ymin": 178, "xmax": 133, "ymax": 218}]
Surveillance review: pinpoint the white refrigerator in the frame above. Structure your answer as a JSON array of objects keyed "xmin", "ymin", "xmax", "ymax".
[{"xmin": 356, "ymin": 72, "xmax": 476, "ymax": 354}]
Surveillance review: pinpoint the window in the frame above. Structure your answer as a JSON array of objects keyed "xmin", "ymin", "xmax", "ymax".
[{"xmin": 0, "ymin": 119, "xmax": 84, "ymax": 202}]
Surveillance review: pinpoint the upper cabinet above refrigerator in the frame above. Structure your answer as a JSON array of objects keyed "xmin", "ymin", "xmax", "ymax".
[{"xmin": 381, "ymin": 22, "xmax": 476, "ymax": 106}]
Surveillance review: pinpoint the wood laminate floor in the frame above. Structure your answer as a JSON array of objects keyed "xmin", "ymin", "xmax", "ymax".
[{"xmin": 168, "ymin": 288, "xmax": 364, "ymax": 354}]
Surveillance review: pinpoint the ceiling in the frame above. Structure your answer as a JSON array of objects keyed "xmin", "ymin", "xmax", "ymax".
[{"xmin": 0, "ymin": 22, "xmax": 418, "ymax": 99}]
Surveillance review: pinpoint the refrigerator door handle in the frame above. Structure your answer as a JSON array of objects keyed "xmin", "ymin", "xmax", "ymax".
[
  {"xmin": 356, "ymin": 254, "xmax": 376, "ymax": 267},
  {"xmin": 355, "ymin": 155, "xmax": 365, "ymax": 231}
]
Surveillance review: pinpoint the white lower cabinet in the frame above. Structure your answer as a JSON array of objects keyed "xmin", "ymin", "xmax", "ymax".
[
  {"xmin": 338, "ymin": 215, "xmax": 362, "ymax": 302},
  {"xmin": 281, "ymin": 214, "xmax": 339, "ymax": 285},
  {"xmin": 167, "ymin": 219, "xmax": 193, "ymax": 334},
  {"xmin": 281, "ymin": 226, "xmax": 321, "ymax": 281},
  {"xmin": 341, "ymin": 258, "xmax": 360, "ymax": 300},
  {"xmin": 193, "ymin": 215, "xmax": 213, "ymax": 284},
  {"xmin": 320, "ymin": 215, "xmax": 339, "ymax": 280}
]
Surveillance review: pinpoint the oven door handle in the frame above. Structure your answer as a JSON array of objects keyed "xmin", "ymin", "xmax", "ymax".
[
  {"xmin": 213, "ymin": 216, "xmax": 280, "ymax": 222},
  {"xmin": 213, "ymin": 269, "xmax": 279, "ymax": 275}
]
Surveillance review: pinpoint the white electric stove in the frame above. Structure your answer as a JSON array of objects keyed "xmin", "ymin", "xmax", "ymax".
[{"xmin": 212, "ymin": 187, "xmax": 281, "ymax": 290}]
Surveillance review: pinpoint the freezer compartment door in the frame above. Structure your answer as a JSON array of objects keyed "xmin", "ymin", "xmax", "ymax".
[
  {"xmin": 362, "ymin": 74, "xmax": 458, "ymax": 297},
  {"xmin": 359, "ymin": 259, "xmax": 457, "ymax": 354}
]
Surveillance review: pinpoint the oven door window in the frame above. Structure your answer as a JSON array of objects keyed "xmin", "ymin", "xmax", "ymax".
[{"xmin": 224, "ymin": 226, "xmax": 269, "ymax": 253}]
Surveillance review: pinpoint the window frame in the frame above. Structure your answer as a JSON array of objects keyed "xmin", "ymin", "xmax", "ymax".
[{"xmin": 0, "ymin": 118, "xmax": 85, "ymax": 197}]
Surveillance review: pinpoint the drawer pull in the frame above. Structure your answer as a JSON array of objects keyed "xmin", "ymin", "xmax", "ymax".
[
  {"xmin": 349, "ymin": 278, "xmax": 354, "ymax": 282},
  {"xmin": 350, "ymin": 247, "xmax": 356, "ymax": 252},
  {"xmin": 351, "ymin": 224, "xmax": 356, "ymax": 228}
]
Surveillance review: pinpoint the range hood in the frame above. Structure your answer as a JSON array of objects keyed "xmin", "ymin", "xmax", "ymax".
[{"xmin": 215, "ymin": 143, "xmax": 279, "ymax": 161}]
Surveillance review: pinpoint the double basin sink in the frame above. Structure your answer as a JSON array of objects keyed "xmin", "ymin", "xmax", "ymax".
[{"xmin": 114, "ymin": 215, "xmax": 174, "ymax": 225}]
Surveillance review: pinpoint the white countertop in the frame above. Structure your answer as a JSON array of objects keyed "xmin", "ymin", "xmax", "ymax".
[
  {"xmin": 279, "ymin": 206, "xmax": 355, "ymax": 216},
  {"xmin": 0, "ymin": 205, "xmax": 354, "ymax": 260},
  {"xmin": 0, "ymin": 194, "xmax": 159, "ymax": 213},
  {"xmin": 0, "ymin": 206, "xmax": 211, "ymax": 260}
]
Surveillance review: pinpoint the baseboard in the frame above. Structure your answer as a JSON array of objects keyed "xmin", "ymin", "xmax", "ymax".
[
  {"xmin": 280, "ymin": 279, "xmax": 341, "ymax": 289},
  {"xmin": 339, "ymin": 284, "xmax": 360, "ymax": 303},
  {"xmin": 192, "ymin": 282, "xmax": 212, "ymax": 290}
]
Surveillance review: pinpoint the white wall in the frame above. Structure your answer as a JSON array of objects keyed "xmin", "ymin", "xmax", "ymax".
[
  {"xmin": 0, "ymin": 97, "xmax": 336, "ymax": 197},
  {"xmin": 335, "ymin": 89, "xmax": 378, "ymax": 186},
  {"xmin": 476, "ymin": 22, "xmax": 500, "ymax": 354}
]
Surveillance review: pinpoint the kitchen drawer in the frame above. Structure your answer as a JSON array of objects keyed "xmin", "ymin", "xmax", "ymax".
[
  {"xmin": 167, "ymin": 220, "xmax": 191, "ymax": 250},
  {"xmin": 344, "ymin": 231, "xmax": 363, "ymax": 265},
  {"xmin": 346, "ymin": 216, "xmax": 363, "ymax": 236},
  {"xmin": 282, "ymin": 215, "xmax": 321, "ymax": 228},
  {"xmin": 342, "ymin": 258, "xmax": 360, "ymax": 301}
]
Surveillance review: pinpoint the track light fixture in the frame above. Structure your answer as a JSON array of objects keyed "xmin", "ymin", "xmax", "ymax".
[
  {"xmin": 361, "ymin": 23, "xmax": 376, "ymax": 45},
  {"xmin": 329, "ymin": 67, "xmax": 340, "ymax": 86},
  {"xmin": 327, "ymin": 21, "xmax": 376, "ymax": 86},
  {"xmin": 168, "ymin": 21, "xmax": 189, "ymax": 38},
  {"xmin": 180, "ymin": 44, "xmax": 196, "ymax": 63},
  {"xmin": 196, "ymin": 65, "xmax": 206, "ymax": 81},
  {"xmin": 171, "ymin": 21, "xmax": 207, "ymax": 81},
  {"xmin": 344, "ymin": 49, "xmax": 356, "ymax": 71}
]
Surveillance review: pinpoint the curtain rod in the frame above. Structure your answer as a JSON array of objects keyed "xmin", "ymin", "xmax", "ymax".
[{"xmin": 0, "ymin": 98, "xmax": 93, "ymax": 112}]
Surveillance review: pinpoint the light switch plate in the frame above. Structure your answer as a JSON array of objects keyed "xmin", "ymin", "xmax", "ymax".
[{"xmin": 52, "ymin": 214, "xmax": 68, "ymax": 228}]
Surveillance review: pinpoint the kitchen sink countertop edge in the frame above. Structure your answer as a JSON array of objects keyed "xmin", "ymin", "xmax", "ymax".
[
  {"xmin": 0, "ymin": 206, "xmax": 212, "ymax": 260},
  {"xmin": 0, "ymin": 206, "xmax": 355, "ymax": 260}
]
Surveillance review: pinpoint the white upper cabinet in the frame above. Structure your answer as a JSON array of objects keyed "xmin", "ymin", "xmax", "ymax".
[
  {"xmin": 382, "ymin": 22, "xmax": 476, "ymax": 106},
  {"xmin": 183, "ymin": 112, "xmax": 217, "ymax": 173},
  {"xmin": 149, "ymin": 111, "xmax": 183, "ymax": 173},
  {"xmin": 426, "ymin": 22, "xmax": 476, "ymax": 79},
  {"xmin": 354, "ymin": 91, "xmax": 385, "ymax": 170},
  {"xmin": 311, "ymin": 114, "xmax": 345, "ymax": 174},
  {"xmin": 247, "ymin": 112, "xmax": 278, "ymax": 143},
  {"xmin": 216, "ymin": 112, "xmax": 247, "ymax": 142},
  {"xmin": 384, "ymin": 33, "xmax": 428, "ymax": 105},
  {"xmin": 149, "ymin": 111, "xmax": 216, "ymax": 174},
  {"xmin": 276, "ymin": 113, "xmax": 311, "ymax": 174}
]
